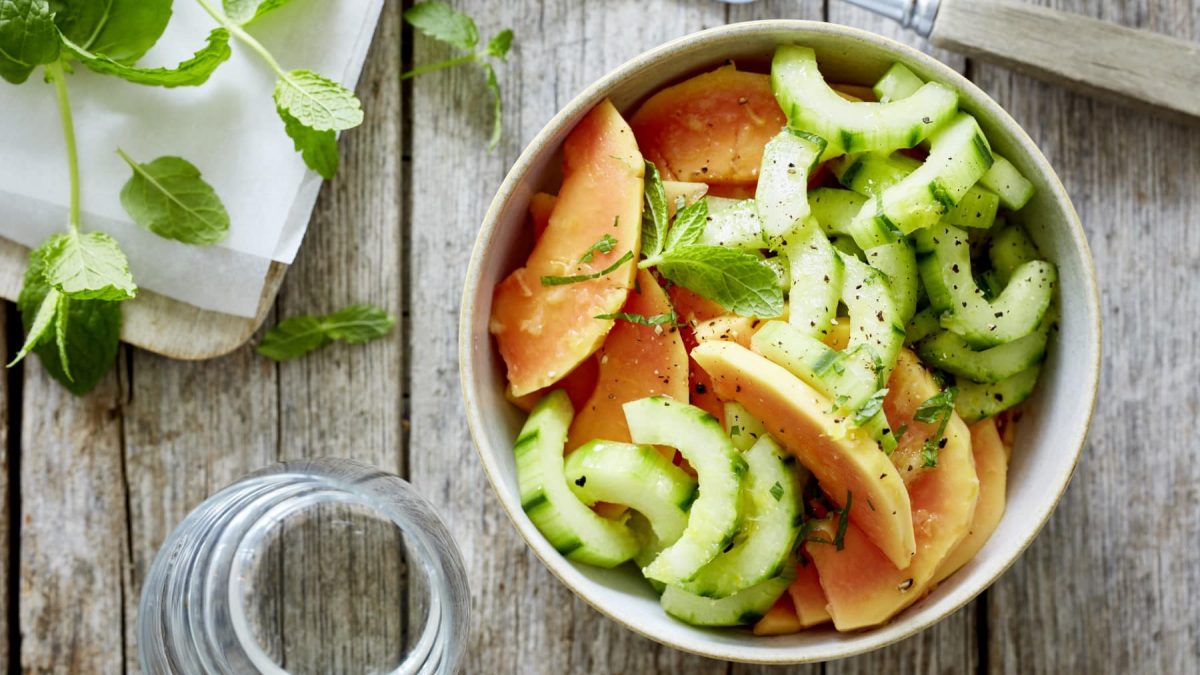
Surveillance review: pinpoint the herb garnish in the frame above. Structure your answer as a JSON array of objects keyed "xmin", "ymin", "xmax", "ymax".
[
  {"xmin": 540, "ymin": 250, "xmax": 634, "ymax": 286},
  {"xmin": 401, "ymin": 1, "xmax": 514, "ymax": 150},
  {"xmin": 852, "ymin": 388, "xmax": 889, "ymax": 426},
  {"xmin": 833, "ymin": 492, "xmax": 852, "ymax": 550},
  {"xmin": 594, "ymin": 311, "xmax": 678, "ymax": 327},
  {"xmin": 257, "ymin": 304, "xmax": 397, "ymax": 361},
  {"xmin": 914, "ymin": 388, "xmax": 958, "ymax": 467},
  {"xmin": 579, "ymin": 234, "xmax": 618, "ymax": 263},
  {"xmin": 769, "ymin": 481, "xmax": 784, "ymax": 502},
  {"xmin": 636, "ymin": 166, "xmax": 783, "ymax": 317}
]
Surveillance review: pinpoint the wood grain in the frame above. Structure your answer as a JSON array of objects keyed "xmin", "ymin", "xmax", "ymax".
[
  {"xmin": 972, "ymin": 1, "xmax": 1200, "ymax": 672},
  {"xmin": 933, "ymin": 0, "xmax": 1200, "ymax": 123}
]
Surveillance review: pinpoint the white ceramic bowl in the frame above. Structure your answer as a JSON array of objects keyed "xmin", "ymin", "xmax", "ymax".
[{"xmin": 460, "ymin": 20, "xmax": 1101, "ymax": 663}]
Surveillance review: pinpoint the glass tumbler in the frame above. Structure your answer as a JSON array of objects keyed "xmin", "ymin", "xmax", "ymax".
[{"xmin": 138, "ymin": 458, "xmax": 470, "ymax": 674}]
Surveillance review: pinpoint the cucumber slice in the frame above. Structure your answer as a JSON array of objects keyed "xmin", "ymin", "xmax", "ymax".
[
  {"xmin": 917, "ymin": 224, "xmax": 1056, "ymax": 347},
  {"xmin": 680, "ymin": 436, "xmax": 804, "ymax": 598},
  {"xmin": 699, "ymin": 197, "xmax": 765, "ymax": 250},
  {"xmin": 832, "ymin": 234, "xmax": 865, "ymax": 258},
  {"xmin": 756, "ymin": 128, "xmax": 826, "ymax": 244},
  {"xmin": 867, "ymin": 113, "xmax": 995, "ymax": 235},
  {"xmin": 873, "ymin": 62, "xmax": 925, "ymax": 103},
  {"xmin": 842, "ymin": 251, "xmax": 905, "ymax": 373},
  {"xmin": 834, "ymin": 151, "xmax": 999, "ymax": 230},
  {"xmin": 564, "ymin": 440, "xmax": 698, "ymax": 546},
  {"xmin": 809, "ymin": 187, "xmax": 868, "ymax": 238},
  {"xmin": 516, "ymin": 391, "xmax": 640, "ymax": 567},
  {"xmin": 944, "ymin": 185, "xmax": 1000, "ymax": 229},
  {"xmin": 625, "ymin": 397, "xmax": 747, "ymax": 584},
  {"xmin": 917, "ymin": 321, "xmax": 1048, "ymax": 383},
  {"xmin": 724, "ymin": 402, "xmax": 768, "ymax": 452},
  {"xmin": 785, "ymin": 226, "xmax": 843, "ymax": 339},
  {"xmin": 660, "ymin": 571, "xmax": 794, "ymax": 626},
  {"xmin": 955, "ymin": 365, "xmax": 1041, "ymax": 423},
  {"xmin": 989, "ymin": 222, "xmax": 1041, "ymax": 284},
  {"xmin": 980, "ymin": 155, "xmax": 1036, "ymax": 210},
  {"xmin": 771, "ymin": 45, "xmax": 958, "ymax": 161},
  {"xmin": 762, "ymin": 253, "xmax": 790, "ymax": 290},
  {"xmin": 905, "ymin": 306, "xmax": 941, "ymax": 345},
  {"xmin": 864, "ymin": 238, "xmax": 919, "ymax": 323}
]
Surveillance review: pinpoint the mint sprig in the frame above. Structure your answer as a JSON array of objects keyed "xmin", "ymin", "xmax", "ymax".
[
  {"xmin": 914, "ymin": 387, "xmax": 958, "ymax": 467},
  {"xmin": 401, "ymin": 1, "xmax": 514, "ymax": 150},
  {"xmin": 637, "ymin": 167, "xmax": 783, "ymax": 318},
  {"xmin": 258, "ymin": 304, "xmax": 397, "ymax": 361}
]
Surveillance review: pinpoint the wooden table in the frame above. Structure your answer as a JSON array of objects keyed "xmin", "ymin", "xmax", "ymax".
[{"xmin": 3, "ymin": 1, "xmax": 1196, "ymax": 672}]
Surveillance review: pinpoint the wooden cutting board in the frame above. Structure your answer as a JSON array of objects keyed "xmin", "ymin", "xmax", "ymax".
[{"xmin": 0, "ymin": 236, "xmax": 285, "ymax": 360}]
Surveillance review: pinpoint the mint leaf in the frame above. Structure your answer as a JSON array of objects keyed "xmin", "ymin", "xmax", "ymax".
[
  {"xmin": 42, "ymin": 231, "xmax": 137, "ymax": 300},
  {"xmin": 852, "ymin": 388, "xmax": 889, "ymax": 426},
  {"xmin": 0, "ymin": 0, "xmax": 60, "ymax": 84},
  {"xmin": 652, "ymin": 246, "xmax": 783, "ymax": 317},
  {"xmin": 641, "ymin": 162, "xmax": 669, "ymax": 259},
  {"xmin": 9, "ymin": 287, "xmax": 58, "ymax": 367},
  {"xmin": 258, "ymin": 304, "xmax": 397, "ymax": 361},
  {"xmin": 833, "ymin": 491, "xmax": 852, "ymax": 550},
  {"xmin": 769, "ymin": 481, "xmax": 784, "ymax": 502},
  {"xmin": 273, "ymin": 69, "xmax": 364, "ymax": 132},
  {"xmin": 403, "ymin": 1, "xmax": 478, "ymax": 51},
  {"xmin": 278, "ymin": 105, "xmax": 338, "ymax": 179},
  {"xmin": 16, "ymin": 246, "xmax": 121, "ymax": 395},
  {"xmin": 915, "ymin": 387, "xmax": 958, "ymax": 467},
  {"xmin": 222, "ymin": 0, "xmax": 293, "ymax": 25},
  {"xmin": 594, "ymin": 311, "xmax": 678, "ymax": 327},
  {"xmin": 579, "ymin": 233, "xmax": 617, "ymax": 263},
  {"xmin": 664, "ymin": 198, "xmax": 708, "ymax": 252},
  {"xmin": 486, "ymin": 28, "xmax": 513, "ymax": 61},
  {"xmin": 117, "ymin": 151, "xmax": 230, "ymax": 245},
  {"xmin": 60, "ymin": 28, "xmax": 232, "ymax": 87},
  {"xmin": 481, "ymin": 61, "xmax": 502, "ymax": 150},
  {"xmin": 53, "ymin": 0, "xmax": 172, "ymax": 65},
  {"xmin": 540, "ymin": 250, "xmax": 634, "ymax": 286}
]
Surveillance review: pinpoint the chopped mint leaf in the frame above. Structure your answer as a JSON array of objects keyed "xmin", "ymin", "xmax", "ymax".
[
  {"xmin": 594, "ymin": 311, "xmax": 678, "ymax": 327},
  {"xmin": 915, "ymin": 388, "xmax": 958, "ymax": 467},
  {"xmin": 769, "ymin": 481, "xmax": 784, "ymax": 502},
  {"xmin": 579, "ymin": 233, "xmax": 618, "ymax": 263},
  {"xmin": 852, "ymin": 388, "xmax": 889, "ymax": 426},
  {"xmin": 540, "ymin": 250, "xmax": 634, "ymax": 286},
  {"xmin": 834, "ymin": 491, "xmax": 852, "ymax": 550},
  {"xmin": 258, "ymin": 304, "xmax": 397, "ymax": 361}
]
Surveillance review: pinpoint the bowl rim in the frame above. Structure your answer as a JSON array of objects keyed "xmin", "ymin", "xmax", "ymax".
[{"xmin": 458, "ymin": 19, "xmax": 1101, "ymax": 664}]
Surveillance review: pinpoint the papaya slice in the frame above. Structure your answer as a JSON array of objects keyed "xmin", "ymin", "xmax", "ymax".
[
  {"xmin": 491, "ymin": 100, "xmax": 644, "ymax": 396},
  {"xmin": 630, "ymin": 65, "xmax": 786, "ymax": 186},
  {"xmin": 566, "ymin": 268, "xmax": 689, "ymax": 451},
  {"xmin": 754, "ymin": 592, "xmax": 803, "ymax": 636},
  {"xmin": 806, "ymin": 349, "xmax": 979, "ymax": 630},
  {"xmin": 529, "ymin": 191, "xmax": 556, "ymax": 241},
  {"xmin": 693, "ymin": 315, "xmax": 758, "ymax": 350},
  {"xmin": 669, "ymin": 285, "xmax": 726, "ymax": 326},
  {"xmin": 678, "ymin": 324, "xmax": 725, "ymax": 426},
  {"xmin": 934, "ymin": 417, "xmax": 1008, "ymax": 583},
  {"xmin": 663, "ymin": 180, "xmax": 709, "ymax": 216},
  {"xmin": 505, "ymin": 356, "xmax": 599, "ymax": 414},
  {"xmin": 691, "ymin": 340, "xmax": 916, "ymax": 569},
  {"xmin": 789, "ymin": 555, "xmax": 832, "ymax": 629}
]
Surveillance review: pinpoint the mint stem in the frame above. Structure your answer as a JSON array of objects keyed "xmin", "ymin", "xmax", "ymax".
[
  {"xmin": 399, "ymin": 53, "xmax": 478, "ymax": 80},
  {"xmin": 194, "ymin": 0, "xmax": 287, "ymax": 77},
  {"xmin": 45, "ymin": 60, "xmax": 81, "ymax": 233}
]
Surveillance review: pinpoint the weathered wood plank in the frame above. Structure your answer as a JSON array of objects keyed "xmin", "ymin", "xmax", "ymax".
[
  {"xmin": 273, "ymin": 4, "xmax": 408, "ymax": 671},
  {"xmin": 975, "ymin": 1, "xmax": 1200, "ymax": 672},
  {"xmin": 406, "ymin": 1, "xmax": 749, "ymax": 672},
  {"xmin": 18, "ymin": 365, "xmax": 128, "ymax": 673},
  {"xmin": 0, "ymin": 323, "xmax": 8, "ymax": 674}
]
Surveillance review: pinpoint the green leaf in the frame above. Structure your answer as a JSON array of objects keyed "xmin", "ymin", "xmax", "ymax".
[
  {"xmin": 594, "ymin": 311, "xmax": 678, "ymax": 327},
  {"xmin": 664, "ymin": 198, "xmax": 708, "ymax": 252},
  {"xmin": 278, "ymin": 105, "xmax": 338, "ymax": 179},
  {"xmin": 641, "ymin": 162, "xmax": 669, "ymax": 260},
  {"xmin": 485, "ymin": 28, "xmax": 513, "ymax": 61},
  {"xmin": 769, "ymin": 481, "xmax": 784, "ymax": 502},
  {"xmin": 8, "ymin": 286, "xmax": 58, "ymax": 367},
  {"xmin": 481, "ymin": 61, "xmax": 502, "ymax": 151},
  {"xmin": 51, "ymin": 0, "xmax": 172, "ymax": 65},
  {"xmin": 915, "ymin": 387, "xmax": 958, "ymax": 468},
  {"xmin": 852, "ymin": 388, "xmax": 889, "ymax": 426},
  {"xmin": 403, "ymin": 1, "xmax": 478, "ymax": 51},
  {"xmin": 222, "ymin": 0, "xmax": 293, "ymax": 25},
  {"xmin": 257, "ymin": 304, "xmax": 396, "ymax": 361},
  {"xmin": 273, "ymin": 69, "xmax": 364, "ymax": 132},
  {"xmin": 833, "ymin": 491, "xmax": 852, "ymax": 550},
  {"xmin": 652, "ymin": 246, "xmax": 783, "ymax": 317},
  {"xmin": 42, "ymin": 231, "xmax": 137, "ymax": 300},
  {"xmin": 578, "ymin": 233, "xmax": 617, "ymax": 264},
  {"xmin": 117, "ymin": 151, "xmax": 230, "ymax": 245},
  {"xmin": 17, "ymin": 243, "xmax": 121, "ymax": 395},
  {"xmin": 540, "ymin": 250, "xmax": 634, "ymax": 286},
  {"xmin": 60, "ymin": 28, "xmax": 232, "ymax": 87},
  {"xmin": 0, "ymin": 0, "xmax": 60, "ymax": 84}
]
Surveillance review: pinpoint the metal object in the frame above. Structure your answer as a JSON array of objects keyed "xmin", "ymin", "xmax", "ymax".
[{"xmin": 841, "ymin": 0, "xmax": 940, "ymax": 36}]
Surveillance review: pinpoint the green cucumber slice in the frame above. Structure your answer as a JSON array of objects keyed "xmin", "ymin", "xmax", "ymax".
[
  {"xmin": 873, "ymin": 62, "xmax": 925, "ymax": 103},
  {"xmin": 785, "ymin": 226, "xmax": 843, "ymax": 339},
  {"xmin": 771, "ymin": 45, "xmax": 958, "ymax": 161},
  {"xmin": 834, "ymin": 151, "xmax": 999, "ymax": 230},
  {"xmin": 955, "ymin": 365, "xmax": 1041, "ymax": 423},
  {"xmin": 864, "ymin": 238, "xmax": 919, "ymax": 324},
  {"xmin": 905, "ymin": 306, "xmax": 941, "ymax": 345},
  {"xmin": 564, "ymin": 440, "xmax": 698, "ymax": 546},
  {"xmin": 809, "ymin": 187, "xmax": 868, "ymax": 238},
  {"xmin": 756, "ymin": 128, "xmax": 826, "ymax": 244},
  {"xmin": 917, "ymin": 321, "xmax": 1048, "ymax": 384},
  {"xmin": 515, "ymin": 391, "xmax": 640, "ymax": 567},
  {"xmin": 660, "ymin": 571, "xmax": 794, "ymax": 626},
  {"xmin": 699, "ymin": 197, "xmax": 765, "ymax": 250},
  {"xmin": 724, "ymin": 402, "xmax": 768, "ymax": 452},
  {"xmin": 679, "ymin": 436, "xmax": 804, "ymax": 598},
  {"xmin": 866, "ymin": 112, "xmax": 995, "ymax": 235},
  {"xmin": 625, "ymin": 396, "xmax": 747, "ymax": 584},
  {"xmin": 944, "ymin": 185, "xmax": 1000, "ymax": 229},
  {"xmin": 917, "ymin": 223, "xmax": 1056, "ymax": 347},
  {"xmin": 980, "ymin": 155, "xmax": 1036, "ymax": 210},
  {"xmin": 989, "ymin": 222, "xmax": 1041, "ymax": 285}
]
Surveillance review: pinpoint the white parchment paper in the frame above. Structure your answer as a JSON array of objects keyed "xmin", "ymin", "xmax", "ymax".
[{"xmin": 0, "ymin": 0, "xmax": 384, "ymax": 317}]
